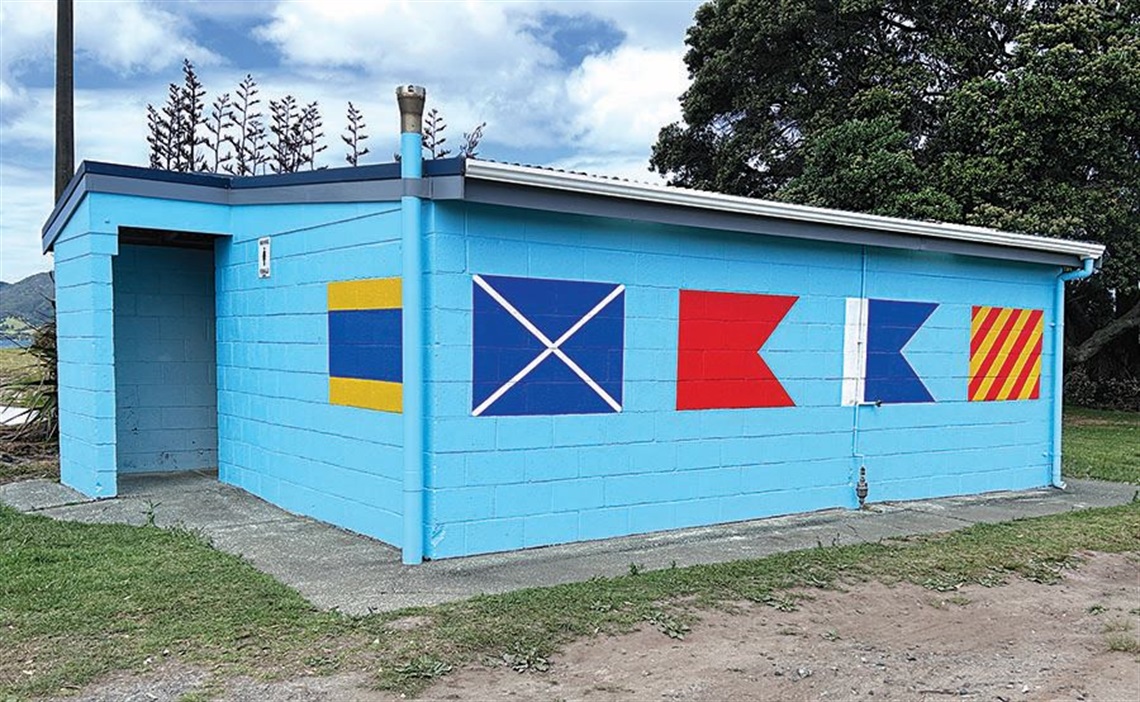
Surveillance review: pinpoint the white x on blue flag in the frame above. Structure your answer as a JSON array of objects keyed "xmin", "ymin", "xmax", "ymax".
[{"xmin": 471, "ymin": 274, "xmax": 625, "ymax": 416}]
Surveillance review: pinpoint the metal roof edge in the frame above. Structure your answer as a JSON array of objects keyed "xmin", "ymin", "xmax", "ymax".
[
  {"xmin": 42, "ymin": 161, "xmax": 237, "ymax": 250},
  {"xmin": 43, "ymin": 157, "xmax": 1103, "ymax": 266},
  {"xmin": 229, "ymin": 157, "xmax": 464, "ymax": 189},
  {"xmin": 41, "ymin": 162, "xmax": 91, "ymax": 249},
  {"xmin": 464, "ymin": 160, "xmax": 1106, "ymax": 263},
  {"xmin": 41, "ymin": 158, "xmax": 469, "ymax": 252}
]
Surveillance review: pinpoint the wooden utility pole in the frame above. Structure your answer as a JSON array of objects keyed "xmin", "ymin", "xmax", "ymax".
[{"xmin": 54, "ymin": 0, "xmax": 74, "ymax": 202}]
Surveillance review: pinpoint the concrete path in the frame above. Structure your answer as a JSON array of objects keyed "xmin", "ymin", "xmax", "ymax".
[{"xmin": 1, "ymin": 472, "xmax": 1135, "ymax": 615}]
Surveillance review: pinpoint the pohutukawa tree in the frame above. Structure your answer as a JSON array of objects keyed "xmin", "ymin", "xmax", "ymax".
[{"xmin": 651, "ymin": 0, "xmax": 1140, "ymax": 406}]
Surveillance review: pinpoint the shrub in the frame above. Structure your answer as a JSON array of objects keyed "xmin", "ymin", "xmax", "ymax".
[
  {"xmin": 1065, "ymin": 368, "xmax": 1140, "ymax": 411},
  {"xmin": 0, "ymin": 319, "xmax": 58, "ymax": 444}
]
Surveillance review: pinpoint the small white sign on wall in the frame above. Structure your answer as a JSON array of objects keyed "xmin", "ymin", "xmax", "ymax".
[{"xmin": 258, "ymin": 237, "xmax": 271, "ymax": 278}]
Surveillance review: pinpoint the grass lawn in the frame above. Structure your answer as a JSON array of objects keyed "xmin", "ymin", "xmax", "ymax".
[
  {"xmin": 0, "ymin": 346, "xmax": 56, "ymax": 482},
  {"xmin": 2, "ymin": 501, "xmax": 1139, "ymax": 699},
  {"xmin": 0, "ymin": 508, "xmax": 347, "ymax": 698},
  {"xmin": 0, "ymin": 347, "xmax": 35, "ymax": 386},
  {"xmin": 0, "ymin": 406, "xmax": 1135, "ymax": 697},
  {"xmin": 1063, "ymin": 407, "xmax": 1140, "ymax": 484}
]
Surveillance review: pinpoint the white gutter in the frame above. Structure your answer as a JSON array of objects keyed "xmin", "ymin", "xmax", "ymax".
[{"xmin": 465, "ymin": 160, "xmax": 1105, "ymax": 261}]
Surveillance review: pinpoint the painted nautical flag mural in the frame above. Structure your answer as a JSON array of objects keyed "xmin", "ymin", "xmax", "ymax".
[
  {"xmin": 676, "ymin": 290, "xmax": 797, "ymax": 410},
  {"xmin": 327, "ymin": 278, "xmax": 402, "ymax": 413},
  {"xmin": 843, "ymin": 298, "xmax": 939, "ymax": 405},
  {"xmin": 472, "ymin": 274, "xmax": 625, "ymax": 416},
  {"xmin": 969, "ymin": 306, "xmax": 1044, "ymax": 402}
]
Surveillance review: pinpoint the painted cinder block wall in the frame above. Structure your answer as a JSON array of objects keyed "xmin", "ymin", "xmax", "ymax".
[
  {"xmin": 47, "ymin": 161, "xmax": 1084, "ymax": 563},
  {"xmin": 215, "ymin": 202, "xmax": 405, "ymax": 545},
  {"xmin": 51, "ymin": 190, "xmax": 407, "ymax": 546},
  {"xmin": 420, "ymin": 201, "xmax": 1055, "ymax": 558},
  {"xmin": 113, "ymin": 245, "xmax": 217, "ymax": 474},
  {"xmin": 52, "ymin": 193, "xmax": 241, "ymax": 498},
  {"xmin": 53, "ymin": 201, "xmax": 119, "ymax": 497}
]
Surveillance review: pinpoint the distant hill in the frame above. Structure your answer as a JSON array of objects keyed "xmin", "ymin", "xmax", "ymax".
[{"xmin": 0, "ymin": 272, "xmax": 54, "ymax": 327}]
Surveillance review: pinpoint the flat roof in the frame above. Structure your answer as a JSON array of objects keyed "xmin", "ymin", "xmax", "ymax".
[{"xmin": 43, "ymin": 158, "xmax": 1105, "ymax": 269}]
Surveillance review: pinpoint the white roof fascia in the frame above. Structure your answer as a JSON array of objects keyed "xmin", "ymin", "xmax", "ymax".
[{"xmin": 464, "ymin": 160, "xmax": 1105, "ymax": 262}]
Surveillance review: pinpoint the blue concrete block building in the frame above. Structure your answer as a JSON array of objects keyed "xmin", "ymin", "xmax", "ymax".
[{"xmin": 44, "ymin": 86, "xmax": 1103, "ymax": 563}]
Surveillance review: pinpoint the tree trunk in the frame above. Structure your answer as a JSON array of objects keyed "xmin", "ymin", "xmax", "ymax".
[
  {"xmin": 54, "ymin": 0, "xmax": 74, "ymax": 203},
  {"xmin": 1069, "ymin": 298, "xmax": 1140, "ymax": 365}
]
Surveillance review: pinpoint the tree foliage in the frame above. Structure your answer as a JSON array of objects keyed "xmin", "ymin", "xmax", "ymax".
[
  {"xmin": 423, "ymin": 107, "xmax": 449, "ymax": 158},
  {"xmin": 262, "ymin": 97, "xmax": 327, "ymax": 173},
  {"xmin": 459, "ymin": 121, "xmax": 487, "ymax": 159},
  {"xmin": 146, "ymin": 61, "xmax": 489, "ymax": 175},
  {"xmin": 204, "ymin": 92, "xmax": 234, "ymax": 173},
  {"xmin": 342, "ymin": 101, "xmax": 370, "ymax": 167},
  {"xmin": 652, "ymin": 0, "xmax": 1140, "ymax": 386},
  {"xmin": 226, "ymin": 74, "xmax": 266, "ymax": 177},
  {"xmin": 0, "ymin": 310, "xmax": 59, "ymax": 443},
  {"xmin": 417, "ymin": 107, "xmax": 486, "ymax": 160}
]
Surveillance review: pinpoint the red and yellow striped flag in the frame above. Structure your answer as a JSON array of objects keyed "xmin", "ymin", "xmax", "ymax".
[{"xmin": 969, "ymin": 306, "xmax": 1044, "ymax": 402}]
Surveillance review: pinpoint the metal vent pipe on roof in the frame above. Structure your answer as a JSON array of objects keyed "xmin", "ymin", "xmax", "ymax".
[
  {"xmin": 397, "ymin": 85, "xmax": 426, "ymax": 135},
  {"xmin": 399, "ymin": 84, "xmax": 427, "ymax": 564}
]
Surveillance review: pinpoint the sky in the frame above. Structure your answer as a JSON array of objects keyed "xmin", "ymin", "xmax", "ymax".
[{"xmin": 0, "ymin": 0, "xmax": 702, "ymax": 283}]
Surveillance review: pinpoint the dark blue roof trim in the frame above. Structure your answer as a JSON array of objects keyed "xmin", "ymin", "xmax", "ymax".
[
  {"xmin": 42, "ymin": 162, "xmax": 232, "ymax": 242},
  {"xmin": 41, "ymin": 162, "xmax": 90, "ymax": 242},
  {"xmin": 81, "ymin": 161, "xmax": 233, "ymax": 187},
  {"xmin": 40, "ymin": 154, "xmax": 1093, "ymax": 269},
  {"xmin": 226, "ymin": 159, "xmax": 463, "ymax": 188},
  {"xmin": 423, "ymin": 157, "xmax": 467, "ymax": 177},
  {"xmin": 41, "ymin": 157, "xmax": 469, "ymax": 246},
  {"xmin": 231, "ymin": 163, "xmax": 402, "ymax": 188}
]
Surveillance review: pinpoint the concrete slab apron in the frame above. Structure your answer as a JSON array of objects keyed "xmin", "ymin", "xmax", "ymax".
[{"xmin": 2, "ymin": 471, "xmax": 1135, "ymax": 615}]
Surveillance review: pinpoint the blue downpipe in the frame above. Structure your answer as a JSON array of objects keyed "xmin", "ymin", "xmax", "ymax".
[
  {"xmin": 401, "ymin": 131, "xmax": 425, "ymax": 563},
  {"xmin": 1051, "ymin": 257, "xmax": 1095, "ymax": 489}
]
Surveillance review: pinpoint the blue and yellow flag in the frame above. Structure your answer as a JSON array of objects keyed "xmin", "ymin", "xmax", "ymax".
[{"xmin": 327, "ymin": 278, "xmax": 402, "ymax": 413}]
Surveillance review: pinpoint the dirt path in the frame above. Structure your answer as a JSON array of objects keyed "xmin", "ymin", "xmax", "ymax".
[
  {"xmin": 67, "ymin": 551, "xmax": 1140, "ymax": 702},
  {"xmin": 418, "ymin": 550, "xmax": 1139, "ymax": 702}
]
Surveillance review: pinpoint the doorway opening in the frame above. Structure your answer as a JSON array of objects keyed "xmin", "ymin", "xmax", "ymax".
[{"xmin": 112, "ymin": 227, "xmax": 218, "ymax": 475}]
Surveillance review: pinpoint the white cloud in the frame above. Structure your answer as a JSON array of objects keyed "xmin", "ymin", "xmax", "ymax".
[
  {"xmin": 251, "ymin": 1, "xmax": 697, "ymax": 156},
  {"xmin": 252, "ymin": 1, "xmax": 572, "ymax": 148},
  {"xmin": 0, "ymin": 0, "xmax": 216, "ymax": 113},
  {"xmin": 0, "ymin": 82, "xmax": 154, "ymax": 283},
  {"xmin": 0, "ymin": 164, "xmax": 54, "ymax": 282},
  {"xmin": 75, "ymin": 1, "xmax": 218, "ymax": 74},
  {"xmin": 0, "ymin": 0, "xmax": 704, "ymax": 282},
  {"xmin": 551, "ymin": 1, "xmax": 701, "ymax": 47},
  {"xmin": 255, "ymin": 2, "xmax": 554, "ymax": 73},
  {"xmin": 3, "ymin": 85, "xmax": 155, "ymax": 159},
  {"xmin": 565, "ymin": 45, "xmax": 687, "ymax": 156},
  {"xmin": 0, "ymin": 2, "xmax": 54, "ymax": 70},
  {"xmin": 547, "ymin": 154, "xmax": 666, "ymax": 184}
]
